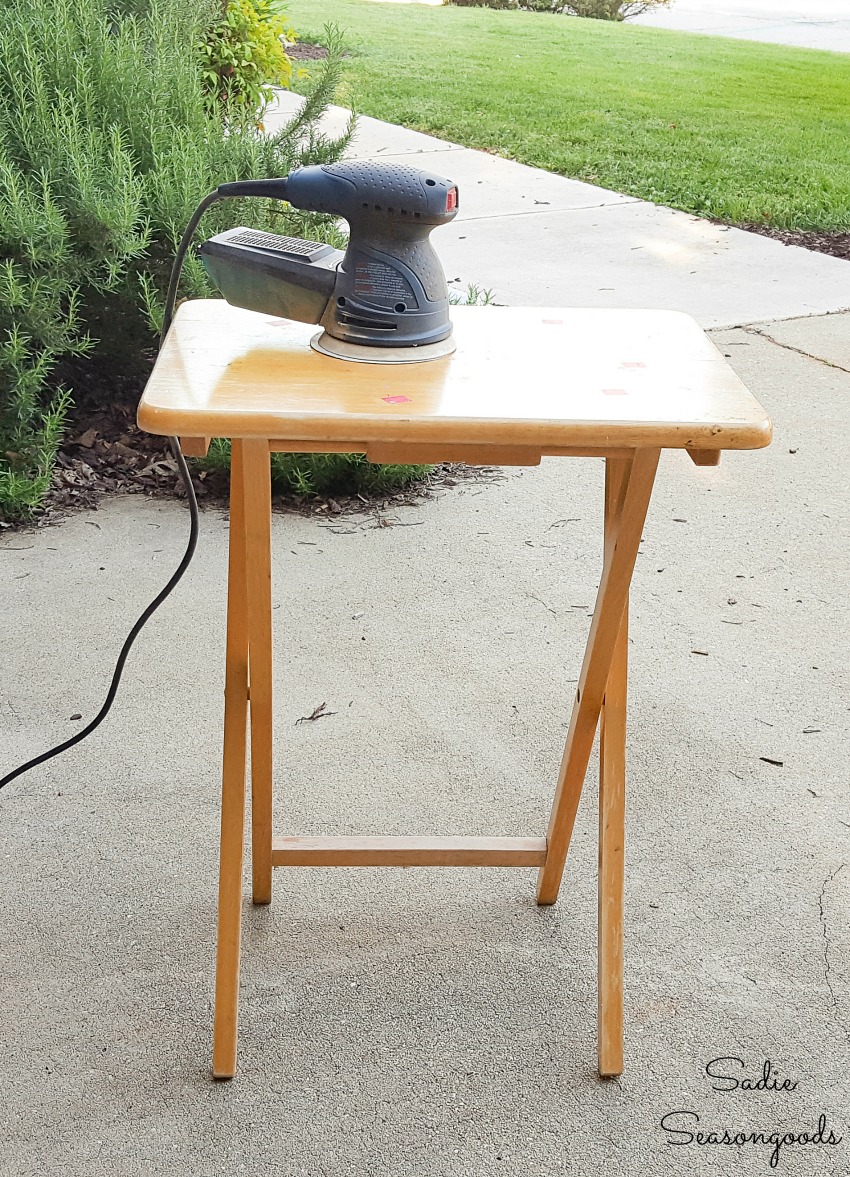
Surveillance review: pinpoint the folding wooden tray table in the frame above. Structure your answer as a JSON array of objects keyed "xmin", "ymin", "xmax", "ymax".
[{"xmin": 138, "ymin": 300, "xmax": 772, "ymax": 1079}]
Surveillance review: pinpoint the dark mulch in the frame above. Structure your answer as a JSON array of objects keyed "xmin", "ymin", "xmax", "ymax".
[
  {"xmin": 286, "ymin": 42, "xmax": 330, "ymax": 61},
  {"xmin": 735, "ymin": 224, "xmax": 850, "ymax": 262},
  {"xmin": 43, "ymin": 350, "xmax": 212, "ymax": 520}
]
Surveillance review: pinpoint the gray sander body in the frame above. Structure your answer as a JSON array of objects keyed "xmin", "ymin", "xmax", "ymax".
[{"xmin": 198, "ymin": 160, "xmax": 459, "ymax": 364}]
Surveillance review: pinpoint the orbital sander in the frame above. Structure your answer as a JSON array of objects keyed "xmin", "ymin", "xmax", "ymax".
[{"xmin": 199, "ymin": 160, "xmax": 460, "ymax": 364}]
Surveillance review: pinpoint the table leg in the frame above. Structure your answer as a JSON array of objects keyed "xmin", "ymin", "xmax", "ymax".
[
  {"xmin": 213, "ymin": 440, "xmax": 250, "ymax": 1079},
  {"xmin": 537, "ymin": 448, "xmax": 658, "ymax": 907},
  {"xmin": 241, "ymin": 438, "xmax": 274, "ymax": 906},
  {"xmin": 598, "ymin": 458, "xmax": 628, "ymax": 1077}
]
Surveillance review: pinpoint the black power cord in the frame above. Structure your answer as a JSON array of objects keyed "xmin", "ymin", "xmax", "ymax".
[{"xmin": 0, "ymin": 190, "xmax": 229, "ymax": 792}]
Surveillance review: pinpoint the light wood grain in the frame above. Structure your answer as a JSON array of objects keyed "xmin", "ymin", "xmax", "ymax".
[
  {"xmin": 686, "ymin": 448, "xmax": 721, "ymax": 467},
  {"xmin": 139, "ymin": 301, "xmax": 772, "ymax": 452},
  {"xmin": 266, "ymin": 440, "xmax": 637, "ymax": 462},
  {"xmin": 179, "ymin": 435, "xmax": 211, "ymax": 457},
  {"xmin": 271, "ymin": 836, "xmax": 547, "ymax": 867},
  {"xmin": 241, "ymin": 439, "xmax": 274, "ymax": 906},
  {"xmin": 598, "ymin": 459, "xmax": 628, "ymax": 1078},
  {"xmin": 537, "ymin": 448, "xmax": 659, "ymax": 905},
  {"xmin": 365, "ymin": 442, "xmax": 542, "ymax": 466},
  {"xmin": 212, "ymin": 440, "xmax": 249, "ymax": 1080}
]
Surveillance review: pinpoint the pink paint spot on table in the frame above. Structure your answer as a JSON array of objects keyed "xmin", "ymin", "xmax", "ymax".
[
  {"xmin": 602, "ymin": 388, "xmax": 628, "ymax": 396},
  {"xmin": 382, "ymin": 395, "xmax": 412, "ymax": 405}
]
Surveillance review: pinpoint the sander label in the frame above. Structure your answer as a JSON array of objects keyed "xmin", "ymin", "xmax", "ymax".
[{"xmin": 355, "ymin": 259, "xmax": 414, "ymax": 305}]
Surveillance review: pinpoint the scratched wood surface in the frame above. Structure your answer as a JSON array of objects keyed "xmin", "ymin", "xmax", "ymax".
[{"xmin": 138, "ymin": 301, "xmax": 772, "ymax": 452}]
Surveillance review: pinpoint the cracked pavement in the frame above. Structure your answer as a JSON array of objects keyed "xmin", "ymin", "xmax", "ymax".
[{"xmin": 820, "ymin": 864, "xmax": 850, "ymax": 1046}]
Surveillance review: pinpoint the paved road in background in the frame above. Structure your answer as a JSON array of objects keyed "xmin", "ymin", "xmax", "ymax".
[
  {"xmin": 634, "ymin": 0, "xmax": 850, "ymax": 51},
  {"xmin": 372, "ymin": 0, "xmax": 850, "ymax": 51}
]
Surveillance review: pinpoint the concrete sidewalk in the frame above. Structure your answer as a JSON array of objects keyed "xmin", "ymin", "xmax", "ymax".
[
  {"xmin": 266, "ymin": 92, "xmax": 850, "ymax": 329},
  {"xmin": 634, "ymin": 0, "xmax": 850, "ymax": 53}
]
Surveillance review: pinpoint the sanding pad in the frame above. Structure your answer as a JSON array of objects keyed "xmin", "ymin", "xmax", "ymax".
[{"xmin": 310, "ymin": 330, "xmax": 456, "ymax": 365}]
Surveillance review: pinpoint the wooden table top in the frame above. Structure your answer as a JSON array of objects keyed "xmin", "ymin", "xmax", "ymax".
[{"xmin": 137, "ymin": 301, "xmax": 771, "ymax": 451}]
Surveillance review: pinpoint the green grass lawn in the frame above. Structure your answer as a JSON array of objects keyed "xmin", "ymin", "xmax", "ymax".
[{"xmin": 288, "ymin": 0, "xmax": 850, "ymax": 231}]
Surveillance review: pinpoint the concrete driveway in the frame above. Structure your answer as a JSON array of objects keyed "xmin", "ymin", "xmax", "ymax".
[{"xmin": 634, "ymin": 0, "xmax": 850, "ymax": 51}]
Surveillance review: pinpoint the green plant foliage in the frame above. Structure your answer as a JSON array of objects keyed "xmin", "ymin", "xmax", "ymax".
[
  {"xmin": 202, "ymin": 440, "xmax": 430, "ymax": 499},
  {"xmin": 445, "ymin": 0, "xmax": 671, "ymax": 14},
  {"xmin": 0, "ymin": 0, "xmax": 350, "ymax": 519},
  {"xmin": 201, "ymin": 0, "xmax": 298, "ymax": 117},
  {"xmin": 444, "ymin": 0, "xmax": 514, "ymax": 7},
  {"xmin": 531, "ymin": 0, "xmax": 671, "ymax": 16},
  {"xmin": 0, "ymin": 162, "xmax": 94, "ymax": 517},
  {"xmin": 450, "ymin": 283, "xmax": 497, "ymax": 306}
]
